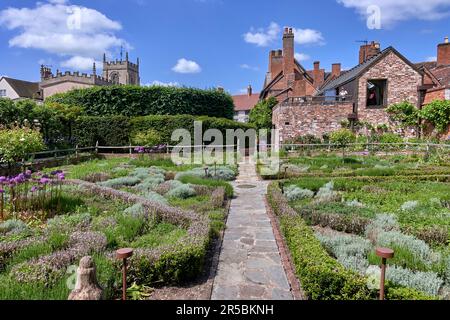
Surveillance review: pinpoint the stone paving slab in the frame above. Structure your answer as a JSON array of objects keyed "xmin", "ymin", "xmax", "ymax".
[{"xmin": 211, "ymin": 160, "xmax": 293, "ymax": 300}]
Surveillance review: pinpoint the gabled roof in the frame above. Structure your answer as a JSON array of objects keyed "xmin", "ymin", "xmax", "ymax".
[
  {"xmin": 318, "ymin": 47, "xmax": 421, "ymax": 95},
  {"xmin": 1, "ymin": 77, "xmax": 41, "ymax": 100},
  {"xmin": 260, "ymin": 58, "xmax": 314, "ymax": 98},
  {"xmin": 232, "ymin": 93, "xmax": 260, "ymax": 111}
]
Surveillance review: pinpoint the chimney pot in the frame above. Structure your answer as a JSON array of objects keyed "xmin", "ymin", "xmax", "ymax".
[
  {"xmin": 332, "ymin": 63, "xmax": 341, "ymax": 78},
  {"xmin": 437, "ymin": 36, "xmax": 450, "ymax": 66},
  {"xmin": 284, "ymin": 27, "xmax": 289, "ymax": 33},
  {"xmin": 314, "ymin": 61, "xmax": 320, "ymax": 70},
  {"xmin": 445, "ymin": 36, "xmax": 449, "ymax": 44},
  {"xmin": 247, "ymin": 85, "xmax": 252, "ymax": 96}
]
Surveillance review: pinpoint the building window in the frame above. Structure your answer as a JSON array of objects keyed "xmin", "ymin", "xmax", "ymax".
[
  {"xmin": 367, "ymin": 79, "xmax": 387, "ymax": 108},
  {"xmin": 0, "ymin": 89, "xmax": 6, "ymax": 97},
  {"xmin": 110, "ymin": 72, "xmax": 120, "ymax": 84}
]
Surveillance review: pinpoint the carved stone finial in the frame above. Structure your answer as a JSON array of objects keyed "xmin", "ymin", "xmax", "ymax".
[{"xmin": 68, "ymin": 256, "xmax": 103, "ymax": 300}]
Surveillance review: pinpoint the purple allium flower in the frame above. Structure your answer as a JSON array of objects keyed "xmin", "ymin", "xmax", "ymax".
[
  {"xmin": 39, "ymin": 178, "xmax": 50, "ymax": 185},
  {"xmin": 0, "ymin": 189, "xmax": 4, "ymax": 194},
  {"xmin": 0, "ymin": 176, "xmax": 6, "ymax": 183},
  {"xmin": 30, "ymin": 186, "xmax": 38, "ymax": 193}
]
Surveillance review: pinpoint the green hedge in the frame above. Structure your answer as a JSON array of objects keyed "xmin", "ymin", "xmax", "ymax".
[
  {"xmin": 47, "ymin": 86, "xmax": 235, "ymax": 119},
  {"xmin": 73, "ymin": 115, "xmax": 254, "ymax": 147},
  {"xmin": 267, "ymin": 182, "xmax": 437, "ymax": 300}
]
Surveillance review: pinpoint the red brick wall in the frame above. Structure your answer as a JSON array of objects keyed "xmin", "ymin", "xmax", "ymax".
[
  {"xmin": 272, "ymin": 102, "xmax": 354, "ymax": 141},
  {"xmin": 437, "ymin": 43, "xmax": 450, "ymax": 66},
  {"xmin": 357, "ymin": 51, "xmax": 422, "ymax": 125},
  {"xmin": 423, "ymin": 88, "xmax": 445, "ymax": 105}
]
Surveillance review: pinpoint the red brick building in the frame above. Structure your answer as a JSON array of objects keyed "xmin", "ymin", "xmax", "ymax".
[{"xmin": 270, "ymin": 28, "xmax": 450, "ymax": 141}]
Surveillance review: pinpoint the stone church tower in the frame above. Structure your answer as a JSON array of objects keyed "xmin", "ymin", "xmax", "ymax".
[{"xmin": 102, "ymin": 52, "xmax": 140, "ymax": 85}]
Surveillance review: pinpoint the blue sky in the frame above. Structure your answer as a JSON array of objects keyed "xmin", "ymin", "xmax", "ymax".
[{"xmin": 0, "ymin": 0, "xmax": 449, "ymax": 94}]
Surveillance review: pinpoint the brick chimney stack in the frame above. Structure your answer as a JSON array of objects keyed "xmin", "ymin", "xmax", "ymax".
[
  {"xmin": 313, "ymin": 61, "xmax": 325, "ymax": 89},
  {"xmin": 359, "ymin": 41, "xmax": 381, "ymax": 64},
  {"xmin": 332, "ymin": 63, "xmax": 341, "ymax": 78},
  {"xmin": 283, "ymin": 27, "xmax": 295, "ymax": 87},
  {"xmin": 247, "ymin": 85, "xmax": 253, "ymax": 96},
  {"xmin": 40, "ymin": 65, "xmax": 53, "ymax": 80},
  {"xmin": 437, "ymin": 36, "xmax": 450, "ymax": 66}
]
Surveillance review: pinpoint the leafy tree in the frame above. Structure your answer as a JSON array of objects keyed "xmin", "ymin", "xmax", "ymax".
[
  {"xmin": 420, "ymin": 100, "xmax": 450, "ymax": 133},
  {"xmin": 330, "ymin": 128, "xmax": 356, "ymax": 157},
  {"xmin": 132, "ymin": 129, "xmax": 163, "ymax": 147},
  {"xmin": 248, "ymin": 97, "xmax": 278, "ymax": 131},
  {"xmin": 0, "ymin": 126, "xmax": 45, "ymax": 166}
]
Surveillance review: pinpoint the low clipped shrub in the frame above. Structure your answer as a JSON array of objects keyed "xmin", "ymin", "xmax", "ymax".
[
  {"xmin": 177, "ymin": 175, "xmax": 234, "ymax": 198},
  {"xmin": 175, "ymin": 166, "xmax": 236, "ymax": 181},
  {"xmin": 267, "ymin": 182, "xmax": 371, "ymax": 300},
  {"xmin": 142, "ymin": 192, "xmax": 168, "ymax": 205},
  {"xmin": 386, "ymin": 265, "xmax": 443, "ymax": 296},
  {"xmin": 284, "ymin": 185, "xmax": 314, "ymax": 201},
  {"xmin": 0, "ymin": 219, "xmax": 29, "ymax": 235},
  {"xmin": 313, "ymin": 181, "xmax": 341, "ymax": 204},
  {"xmin": 166, "ymin": 184, "xmax": 196, "ymax": 199},
  {"xmin": 99, "ymin": 176, "xmax": 141, "ymax": 189},
  {"xmin": 124, "ymin": 203, "xmax": 147, "ymax": 219}
]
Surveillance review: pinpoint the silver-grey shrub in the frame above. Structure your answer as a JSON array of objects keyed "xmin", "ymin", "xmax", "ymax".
[
  {"xmin": 166, "ymin": 184, "xmax": 196, "ymax": 199},
  {"xmin": 386, "ymin": 265, "xmax": 443, "ymax": 296},
  {"xmin": 316, "ymin": 232, "xmax": 372, "ymax": 274},
  {"xmin": 284, "ymin": 185, "xmax": 314, "ymax": 202},
  {"xmin": 124, "ymin": 203, "xmax": 147, "ymax": 219},
  {"xmin": 175, "ymin": 166, "xmax": 236, "ymax": 181},
  {"xmin": 99, "ymin": 176, "xmax": 141, "ymax": 188},
  {"xmin": 314, "ymin": 181, "xmax": 340, "ymax": 203},
  {"xmin": 0, "ymin": 219, "xmax": 29, "ymax": 235},
  {"xmin": 143, "ymin": 191, "xmax": 168, "ymax": 205}
]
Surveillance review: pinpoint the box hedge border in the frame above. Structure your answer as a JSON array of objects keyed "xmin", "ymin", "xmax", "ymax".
[
  {"xmin": 73, "ymin": 115, "xmax": 254, "ymax": 147},
  {"xmin": 267, "ymin": 181, "xmax": 437, "ymax": 300}
]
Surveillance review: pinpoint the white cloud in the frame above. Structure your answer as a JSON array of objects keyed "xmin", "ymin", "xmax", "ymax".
[
  {"xmin": 0, "ymin": 0, "xmax": 128, "ymax": 68},
  {"xmin": 240, "ymin": 64, "xmax": 259, "ymax": 71},
  {"xmin": 295, "ymin": 53, "xmax": 310, "ymax": 62},
  {"xmin": 243, "ymin": 22, "xmax": 280, "ymax": 47},
  {"xmin": 426, "ymin": 56, "xmax": 437, "ymax": 62},
  {"xmin": 147, "ymin": 80, "xmax": 180, "ymax": 87},
  {"xmin": 337, "ymin": 0, "xmax": 450, "ymax": 27},
  {"xmin": 292, "ymin": 28, "xmax": 325, "ymax": 45},
  {"xmin": 61, "ymin": 56, "xmax": 99, "ymax": 70},
  {"xmin": 172, "ymin": 58, "xmax": 201, "ymax": 74}
]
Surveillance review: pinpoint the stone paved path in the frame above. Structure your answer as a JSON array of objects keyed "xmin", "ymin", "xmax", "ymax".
[{"xmin": 211, "ymin": 159, "xmax": 293, "ymax": 300}]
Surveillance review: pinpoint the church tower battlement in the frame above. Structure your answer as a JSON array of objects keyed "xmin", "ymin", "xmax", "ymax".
[{"xmin": 102, "ymin": 52, "xmax": 140, "ymax": 85}]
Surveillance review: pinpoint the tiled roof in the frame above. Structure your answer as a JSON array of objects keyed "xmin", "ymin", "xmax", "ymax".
[
  {"xmin": 318, "ymin": 47, "xmax": 393, "ymax": 94},
  {"xmin": 232, "ymin": 93, "xmax": 260, "ymax": 111},
  {"xmin": 1, "ymin": 77, "xmax": 41, "ymax": 99},
  {"xmin": 416, "ymin": 62, "xmax": 450, "ymax": 86},
  {"xmin": 318, "ymin": 47, "xmax": 420, "ymax": 95}
]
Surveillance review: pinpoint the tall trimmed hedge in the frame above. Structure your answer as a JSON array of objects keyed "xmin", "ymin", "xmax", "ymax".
[
  {"xmin": 47, "ymin": 86, "xmax": 235, "ymax": 119},
  {"xmin": 73, "ymin": 115, "xmax": 254, "ymax": 147}
]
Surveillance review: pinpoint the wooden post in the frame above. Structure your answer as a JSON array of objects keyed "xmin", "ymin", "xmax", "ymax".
[
  {"xmin": 75, "ymin": 145, "xmax": 79, "ymax": 158},
  {"xmin": 129, "ymin": 143, "xmax": 132, "ymax": 158},
  {"xmin": 95, "ymin": 141, "xmax": 99, "ymax": 154}
]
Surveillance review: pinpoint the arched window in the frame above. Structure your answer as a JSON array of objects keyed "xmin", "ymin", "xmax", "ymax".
[{"xmin": 110, "ymin": 72, "xmax": 120, "ymax": 84}]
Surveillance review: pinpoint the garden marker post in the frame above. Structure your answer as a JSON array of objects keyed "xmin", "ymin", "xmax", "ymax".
[
  {"xmin": 116, "ymin": 248, "xmax": 133, "ymax": 301},
  {"xmin": 376, "ymin": 247, "xmax": 394, "ymax": 300}
]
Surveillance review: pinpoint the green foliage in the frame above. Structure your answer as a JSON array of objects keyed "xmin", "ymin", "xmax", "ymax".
[
  {"xmin": 0, "ymin": 127, "xmax": 45, "ymax": 164},
  {"xmin": 378, "ymin": 133, "xmax": 404, "ymax": 144},
  {"xmin": 267, "ymin": 183, "xmax": 371, "ymax": 300},
  {"xmin": 420, "ymin": 100, "xmax": 450, "ymax": 133},
  {"xmin": 73, "ymin": 116, "xmax": 131, "ymax": 147},
  {"xmin": 132, "ymin": 129, "xmax": 162, "ymax": 147},
  {"xmin": 330, "ymin": 129, "xmax": 356, "ymax": 147},
  {"xmin": 386, "ymin": 101, "xmax": 421, "ymax": 128},
  {"xmin": 177, "ymin": 175, "xmax": 234, "ymax": 198},
  {"xmin": 47, "ymin": 85, "xmax": 235, "ymax": 119},
  {"xmin": 248, "ymin": 97, "xmax": 278, "ymax": 130},
  {"xmin": 73, "ymin": 115, "xmax": 252, "ymax": 147}
]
